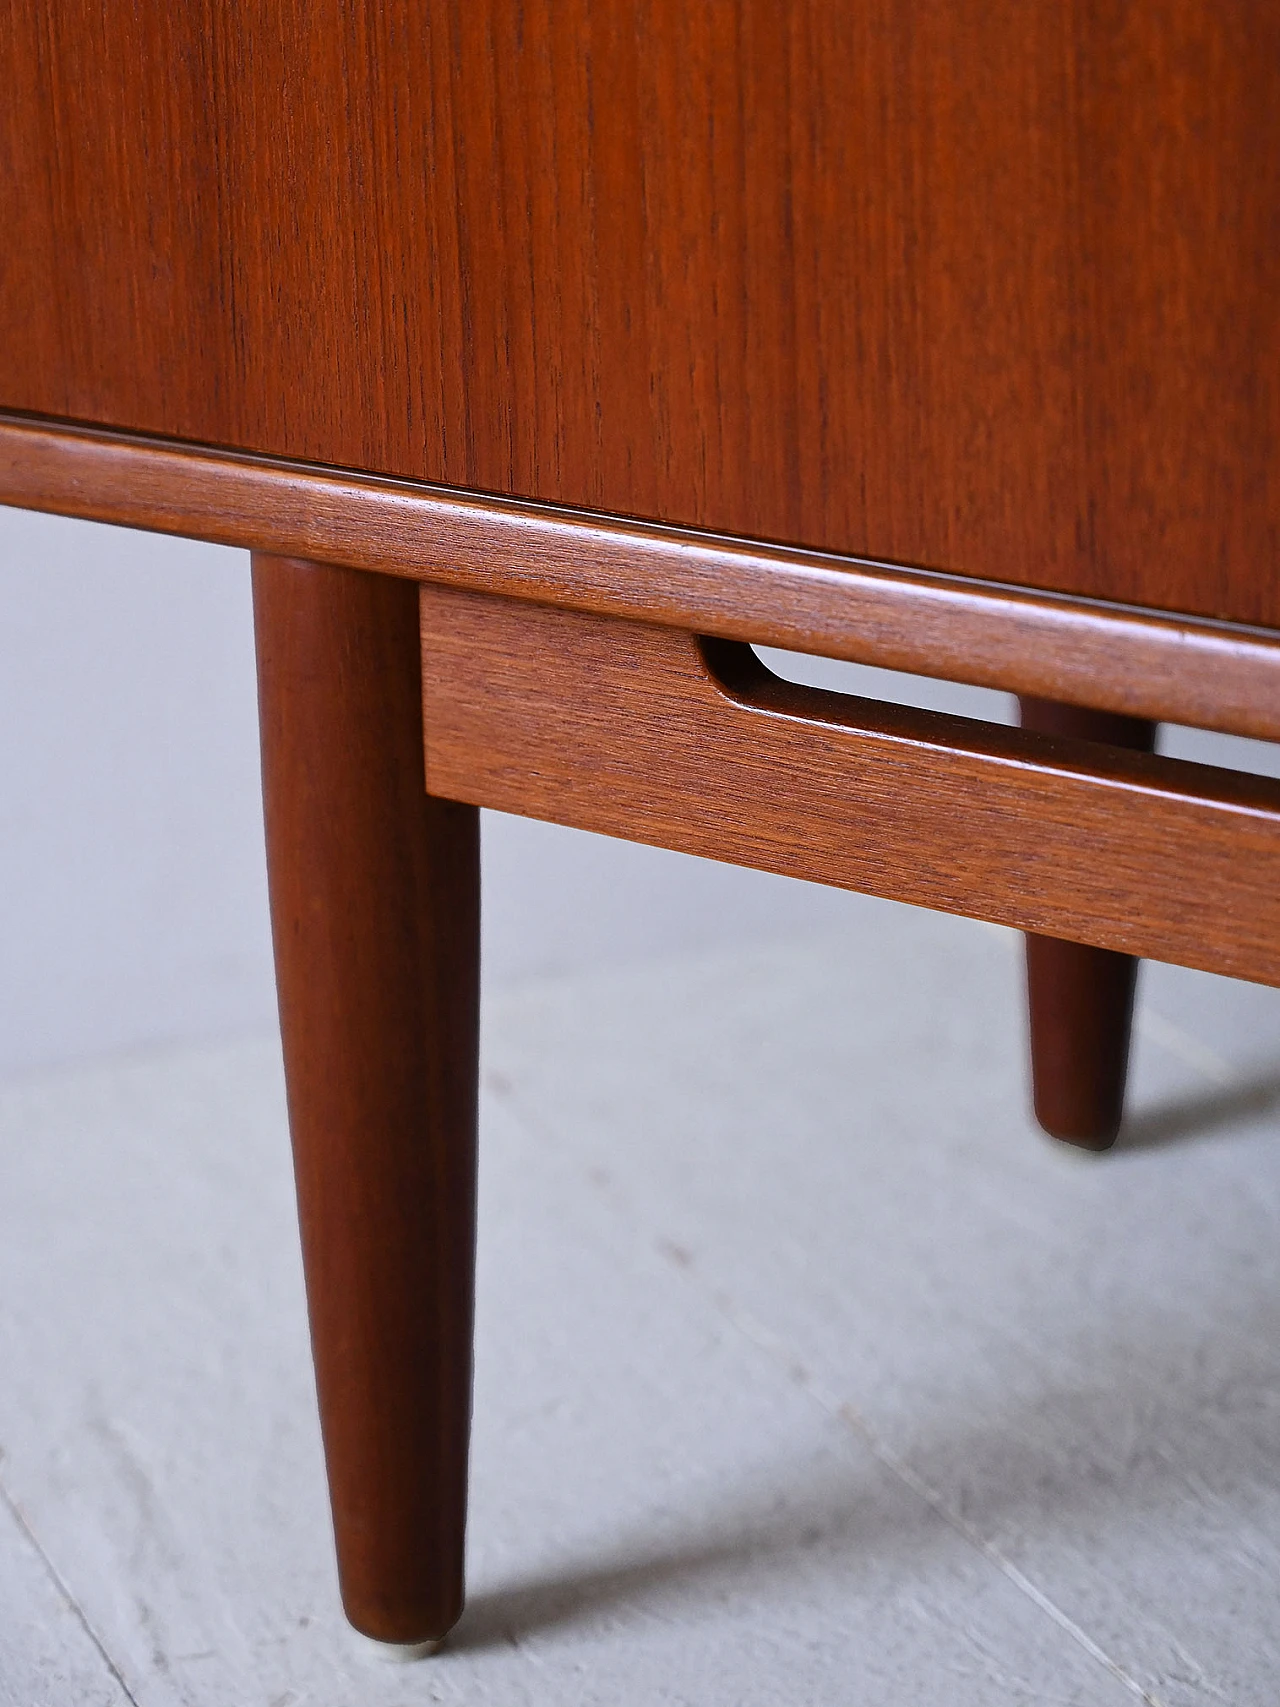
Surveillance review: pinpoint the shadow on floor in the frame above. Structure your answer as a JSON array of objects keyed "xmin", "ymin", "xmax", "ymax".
[
  {"xmin": 450, "ymin": 1020, "xmax": 1280, "ymax": 1657},
  {"xmin": 454, "ymin": 1271, "xmax": 1280, "ymax": 1654},
  {"xmin": 451, "ymin": 1447, "xmax": 929, "ymax": 1653},
  {"xmin": 1118, "ymin": 1063, "xmax": 1280, "ymax": 1151}
]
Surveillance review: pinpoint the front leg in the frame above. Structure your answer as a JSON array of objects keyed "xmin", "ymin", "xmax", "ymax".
[{"xmin": 252, "ymin": 554, "xmax": 479, "ymax": 1647}]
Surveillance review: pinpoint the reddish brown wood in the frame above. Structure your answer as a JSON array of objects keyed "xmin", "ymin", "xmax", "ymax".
[
  {"xmin": 1024, "ymin": 936, "xmax": 1140, "ymax": 1150},
  {"xmin": 1018, "ymin": 699, "xmax": 1158, "ymax": 1148},
  {"xmin": 5, "ymin": 414, "xmax": 1280, "ymax": 744},
  {"xmin": 253, "ymin": 554, "xmax": 478, "ymax": 1645},
  {"xmin": 421, "ymin": 585, "xmax": 1280, "ymax": 987},
  {"xmin": 3, "ymin": 3, "xmax": 1278, "ymax": 628}
]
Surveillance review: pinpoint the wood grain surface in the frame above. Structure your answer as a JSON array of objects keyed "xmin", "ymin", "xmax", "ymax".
[
  {"xmin": 421, "ymin": 586, "xmax": 1280, "ymax": 987},
  {"xmin": 5, "ymin": 413, "xmax": 1280, "ymax": 743},
  {"xmin": 254, "ymin": 555, "xmax": 479, "ymax": 1644},
  {"xmin": 3, "ymin": 2, "xmax": 1277, "ymax": 626},
  {"xmin": 1019, "ymin": 699, "xmax": 1158, "ymax": 1149}
]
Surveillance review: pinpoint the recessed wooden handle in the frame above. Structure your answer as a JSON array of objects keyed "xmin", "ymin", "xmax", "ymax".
[{"xmin": 698, "ymin": 636, "xmax": 1276, "ymax": 822}]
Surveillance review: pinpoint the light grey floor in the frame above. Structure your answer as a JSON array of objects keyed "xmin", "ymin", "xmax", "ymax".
[{"xmin": 3, "ymin": 896, "xmax": 1280, "ymax": 1705}]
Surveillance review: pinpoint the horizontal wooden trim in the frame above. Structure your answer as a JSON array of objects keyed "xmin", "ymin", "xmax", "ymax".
[
  {"xmin": 421, "ymin": 585, "xmax": 1280, "ymax": 987},
  {"xmin": 3, "ymin": 411, "xmax": 1279, "ymax": 741}
]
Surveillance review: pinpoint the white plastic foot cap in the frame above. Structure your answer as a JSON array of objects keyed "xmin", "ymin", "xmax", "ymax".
[{"xmin": 349, "ymin": 1628, "xmax": 445, "ymax": 1663}]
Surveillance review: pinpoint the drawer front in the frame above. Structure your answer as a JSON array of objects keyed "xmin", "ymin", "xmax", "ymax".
[{"xmin": 3, "ymin": 2, "xmax": 1278, "ymax": 626}]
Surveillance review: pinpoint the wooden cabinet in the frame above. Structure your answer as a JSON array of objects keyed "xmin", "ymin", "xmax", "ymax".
[{"xmin": 2, "ymin": 0, "xmax": 1277, "ymax": 1652}]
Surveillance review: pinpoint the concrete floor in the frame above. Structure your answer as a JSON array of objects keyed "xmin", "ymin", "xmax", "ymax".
[{"xmin": 3, "ymin": 894, "xmax": 1280, "ymax": 1704}]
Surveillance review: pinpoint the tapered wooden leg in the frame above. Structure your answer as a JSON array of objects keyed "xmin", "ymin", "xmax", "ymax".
[
  {"xmin": 252, "ymin": 554, "xmax": 479, "ymax": 1646},
  {"xmin": 1018, "ymin": 698, "xmax": 1157, "ymax": 1150}
]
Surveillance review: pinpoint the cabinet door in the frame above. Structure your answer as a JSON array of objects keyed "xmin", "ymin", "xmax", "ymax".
[{"xmin": 2, "ymin": 2, "xmax": 1276, "ymax": 625}]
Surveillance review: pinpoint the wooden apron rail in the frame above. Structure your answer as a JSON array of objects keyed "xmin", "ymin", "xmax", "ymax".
[{"xmin": 420, "ymin": 584, "xmax": 1280, "ymax": 987}]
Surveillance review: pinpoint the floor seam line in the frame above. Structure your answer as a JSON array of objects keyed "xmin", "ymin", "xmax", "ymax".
[
  {"xmin": 487, "ymin": 1077, "xmax": 1167, "ymax": 1701},
  {"xmin": 1136, "ymin": 1007, "xmax": 1235, "ymax": 1087},
  {"xmin": 0, "ymin": 1470, "xmax": 142, "ymax": 1707},
  {"xmin": 706, "ymin": 1293, "xmax": 1167, "ymax": 1707}
]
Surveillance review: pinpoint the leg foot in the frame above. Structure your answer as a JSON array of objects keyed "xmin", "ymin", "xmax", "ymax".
[
  {"xmin": 253, "ymin": 555, "xmax": 479, "ymax": 1644},
  {"xmin": 1018, "ymin": 698, "xmax": 1156, "ymax": 1150},
  {"xmin": 349, "ymin": 1631, "xmax": 446, "ymax": 1663}
]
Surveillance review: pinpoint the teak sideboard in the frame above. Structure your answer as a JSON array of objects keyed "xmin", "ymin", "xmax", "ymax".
[{"xmin": 2, "ymin": 0, "xmax": 1278, "ymax": 1652}]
